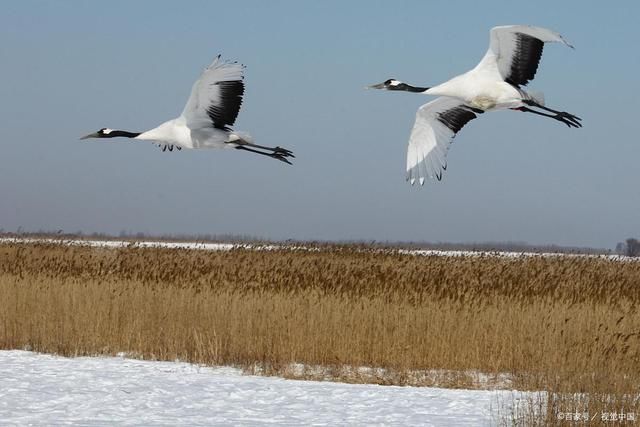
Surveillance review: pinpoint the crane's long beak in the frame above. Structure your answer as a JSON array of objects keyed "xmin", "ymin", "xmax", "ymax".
[
  {"xmin": 80, "ymin": 132, "xmax": 100, "ymax": 140},
  {"xmin": 366, "ymin": 82, "xmax": 386, "ymax": 90}
]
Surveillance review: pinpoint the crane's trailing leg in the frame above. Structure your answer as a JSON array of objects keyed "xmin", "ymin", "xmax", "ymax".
[
  {"xmin": 243, "ymin": 142, "xmax": 294, "ymax": 159},
  {"xmin": 227, "ymin": 138, "xmax": 294, "ymax": 164},
  {"xmin": 519, "ymin": 100, "xmax": 582, "ymax": 128},
  {"xmin": 513, "ymin": 104, "xmax": 582, "ymax": 128},
  {"xmin": 235, "ymin": 145, "xmax": 293, "ymax": 164}
]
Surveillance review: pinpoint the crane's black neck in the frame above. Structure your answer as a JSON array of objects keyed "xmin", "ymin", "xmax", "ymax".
[
  {"xmin": 398, "ymin": 83, "xmax": 429, "ymax": 92},
  {"xmin": 105, "ymin": 130, "xmax": 141, "ymax": 138},
  {"xmin": 393, "ymin": 83, "xmax": 430, "ymax": 93}
]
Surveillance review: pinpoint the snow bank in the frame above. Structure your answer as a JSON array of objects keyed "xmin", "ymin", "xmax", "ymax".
[{"xmin": 0, "ymin": 351, "xmax": 523, "ymax": 426}]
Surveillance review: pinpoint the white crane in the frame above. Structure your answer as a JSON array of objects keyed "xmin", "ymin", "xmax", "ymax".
[
  {"xmin": 81, "ymin": 55, "xmax": 294, "ymax": 164},
  {"xmin": 368, "ymin": 25, "xmax": 581, "ymax": 185}
]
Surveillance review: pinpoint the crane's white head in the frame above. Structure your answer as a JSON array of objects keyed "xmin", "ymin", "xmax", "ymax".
[
  {"xmin": 80, "ymin": 128, "xmax": 113, "ymax": 139},
  {"xmin": 367, "ymin": 79, "xmax": 404, "ymax": 90},
  {"xmin": 367, "ymin": 79, "xmax": 429, "ymax": 93}
]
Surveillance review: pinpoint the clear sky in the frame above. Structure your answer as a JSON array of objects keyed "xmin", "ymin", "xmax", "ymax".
[{"xmin": 1, "ymin": 1, "xmax": 638, "ymax": 248}]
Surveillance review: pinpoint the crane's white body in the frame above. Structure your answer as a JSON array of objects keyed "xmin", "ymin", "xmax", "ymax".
[
  {"xmin": 425, "ymin": 79, "xmax": 523, "ymax": 111},
  {"xmin": 372, "ymin": 25, "xmax": 577, "ymax": 185},
  {"xmin": 135, "ymin": 117, "xmax": 249, "ymax": 150}
]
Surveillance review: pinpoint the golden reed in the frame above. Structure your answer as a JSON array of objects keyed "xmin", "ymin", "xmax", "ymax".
[{"xmin": 1, "ymin": 242, "xmax": 639, "ymax": 423}]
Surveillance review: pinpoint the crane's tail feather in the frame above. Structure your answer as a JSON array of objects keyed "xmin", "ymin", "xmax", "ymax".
[
  {"xmin": 227, "ymin": 131, "xmax": 255, "ymax": 145},
  {"xmin": 526, "ymin": 90, "xmax": 545, "ymax": 106}
]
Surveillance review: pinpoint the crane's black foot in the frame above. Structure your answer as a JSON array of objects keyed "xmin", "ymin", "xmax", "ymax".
[
  {"xmin": 555, "ymin": 112, "xmax": 582, "ymax": 128},
  {"xmin": 270, "ymin": 152, "xmax": 293, "ymax": 165},
  {"xmin": 234, "ymin": 144, "xmax": 294, "ymax": 165},
  {"xmin": 523, "ymin": 100, "xmax": 582, "ymax": 128},
  {"xmin": 274, "ymin": 146, "xmax": 295, "ymax": 158}
]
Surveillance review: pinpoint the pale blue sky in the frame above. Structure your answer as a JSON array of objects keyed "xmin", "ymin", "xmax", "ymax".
[{"xmin": 0, "ymin": 1, "xmax": 638, "ymax": 248}]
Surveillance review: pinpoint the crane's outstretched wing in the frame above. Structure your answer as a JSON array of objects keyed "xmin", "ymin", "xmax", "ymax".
[
  {"xmin": 407, "ymin": 97, "xmax": 482, "ymax": 185},
  {"xmin": 181, "ymin": 55, "xmax": 245, "ymax": 130},
  {"xmin": 473, "ymin": 25, "xmax": 573, "ymax": 87}
]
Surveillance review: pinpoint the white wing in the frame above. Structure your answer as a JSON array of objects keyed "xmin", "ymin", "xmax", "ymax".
[
  {"xmin": 407, "ymin": 97, "xmax": 482, "ymax": 185},
  {"xmin": 473, "ymin": 25, "xmax": 573, "ymax": 86},
  {"xmin": 180, "ymin": 55, "xmax": 245, "ymax": 130}
]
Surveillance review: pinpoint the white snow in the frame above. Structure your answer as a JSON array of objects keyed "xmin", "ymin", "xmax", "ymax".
[
  {"xmin": 1, "ymin": 237, "xmax": 636, "ymax": 262},
  {"xmin": 0, "ymin": 350, "xmax": 524, "ymax": 426}
]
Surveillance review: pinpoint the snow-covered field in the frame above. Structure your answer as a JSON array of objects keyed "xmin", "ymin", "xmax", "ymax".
[
  {"xmin": 0, "ymin": 351, "xmax": 524, "ymax": 426},
  {"xmin": 1, "ymin": 236, "xmax": 636, "ymax": 262}
]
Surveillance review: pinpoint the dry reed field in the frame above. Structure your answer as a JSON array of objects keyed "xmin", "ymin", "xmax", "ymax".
[{"xmin": 1, "ymin": 240, "xmax": 639, "ymax": 423}]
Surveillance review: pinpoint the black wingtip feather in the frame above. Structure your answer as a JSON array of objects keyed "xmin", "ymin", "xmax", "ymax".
[
  {"xmin": 207, "ymin": 80, "xmax": 245, "ymax": 130},
  {"xmin": 505, "ymin": 33, "xmax": 544, "ymax": 87}
]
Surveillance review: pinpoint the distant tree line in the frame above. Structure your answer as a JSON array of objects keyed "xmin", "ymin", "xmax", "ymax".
[
  {"xmin": 0, "ymin": 229, "xmax": 616, "ymax": 255},
  {"xmin": 5, "ymin": 228, "xmax": 638, "ymax": 256},
  {"xmin": 615, "ymin": 238, "xmax": 640, "ymax": 257}
]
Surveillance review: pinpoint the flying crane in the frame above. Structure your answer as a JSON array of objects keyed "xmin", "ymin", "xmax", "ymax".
[
  {"xmin": 81, "ymin": 55, "xmax": 294, "ymax": 164},
  {"xmin": 368, "ymin": 25, "xmax": 580, "ymax": 185}
]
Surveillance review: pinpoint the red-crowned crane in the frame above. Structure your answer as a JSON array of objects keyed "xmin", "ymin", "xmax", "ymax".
[
  {"xmin": 81, "ymin": 55, "xmax": 294, "ymax": 164},
  {"xmin": 368, "ymin": 25, "xmax": 580, "ymax": 185}
]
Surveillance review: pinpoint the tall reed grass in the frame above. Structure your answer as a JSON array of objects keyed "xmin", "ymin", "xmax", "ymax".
[{"xmin": 1, "ymin": 241, "xmax": 639, "ymax": 423}]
